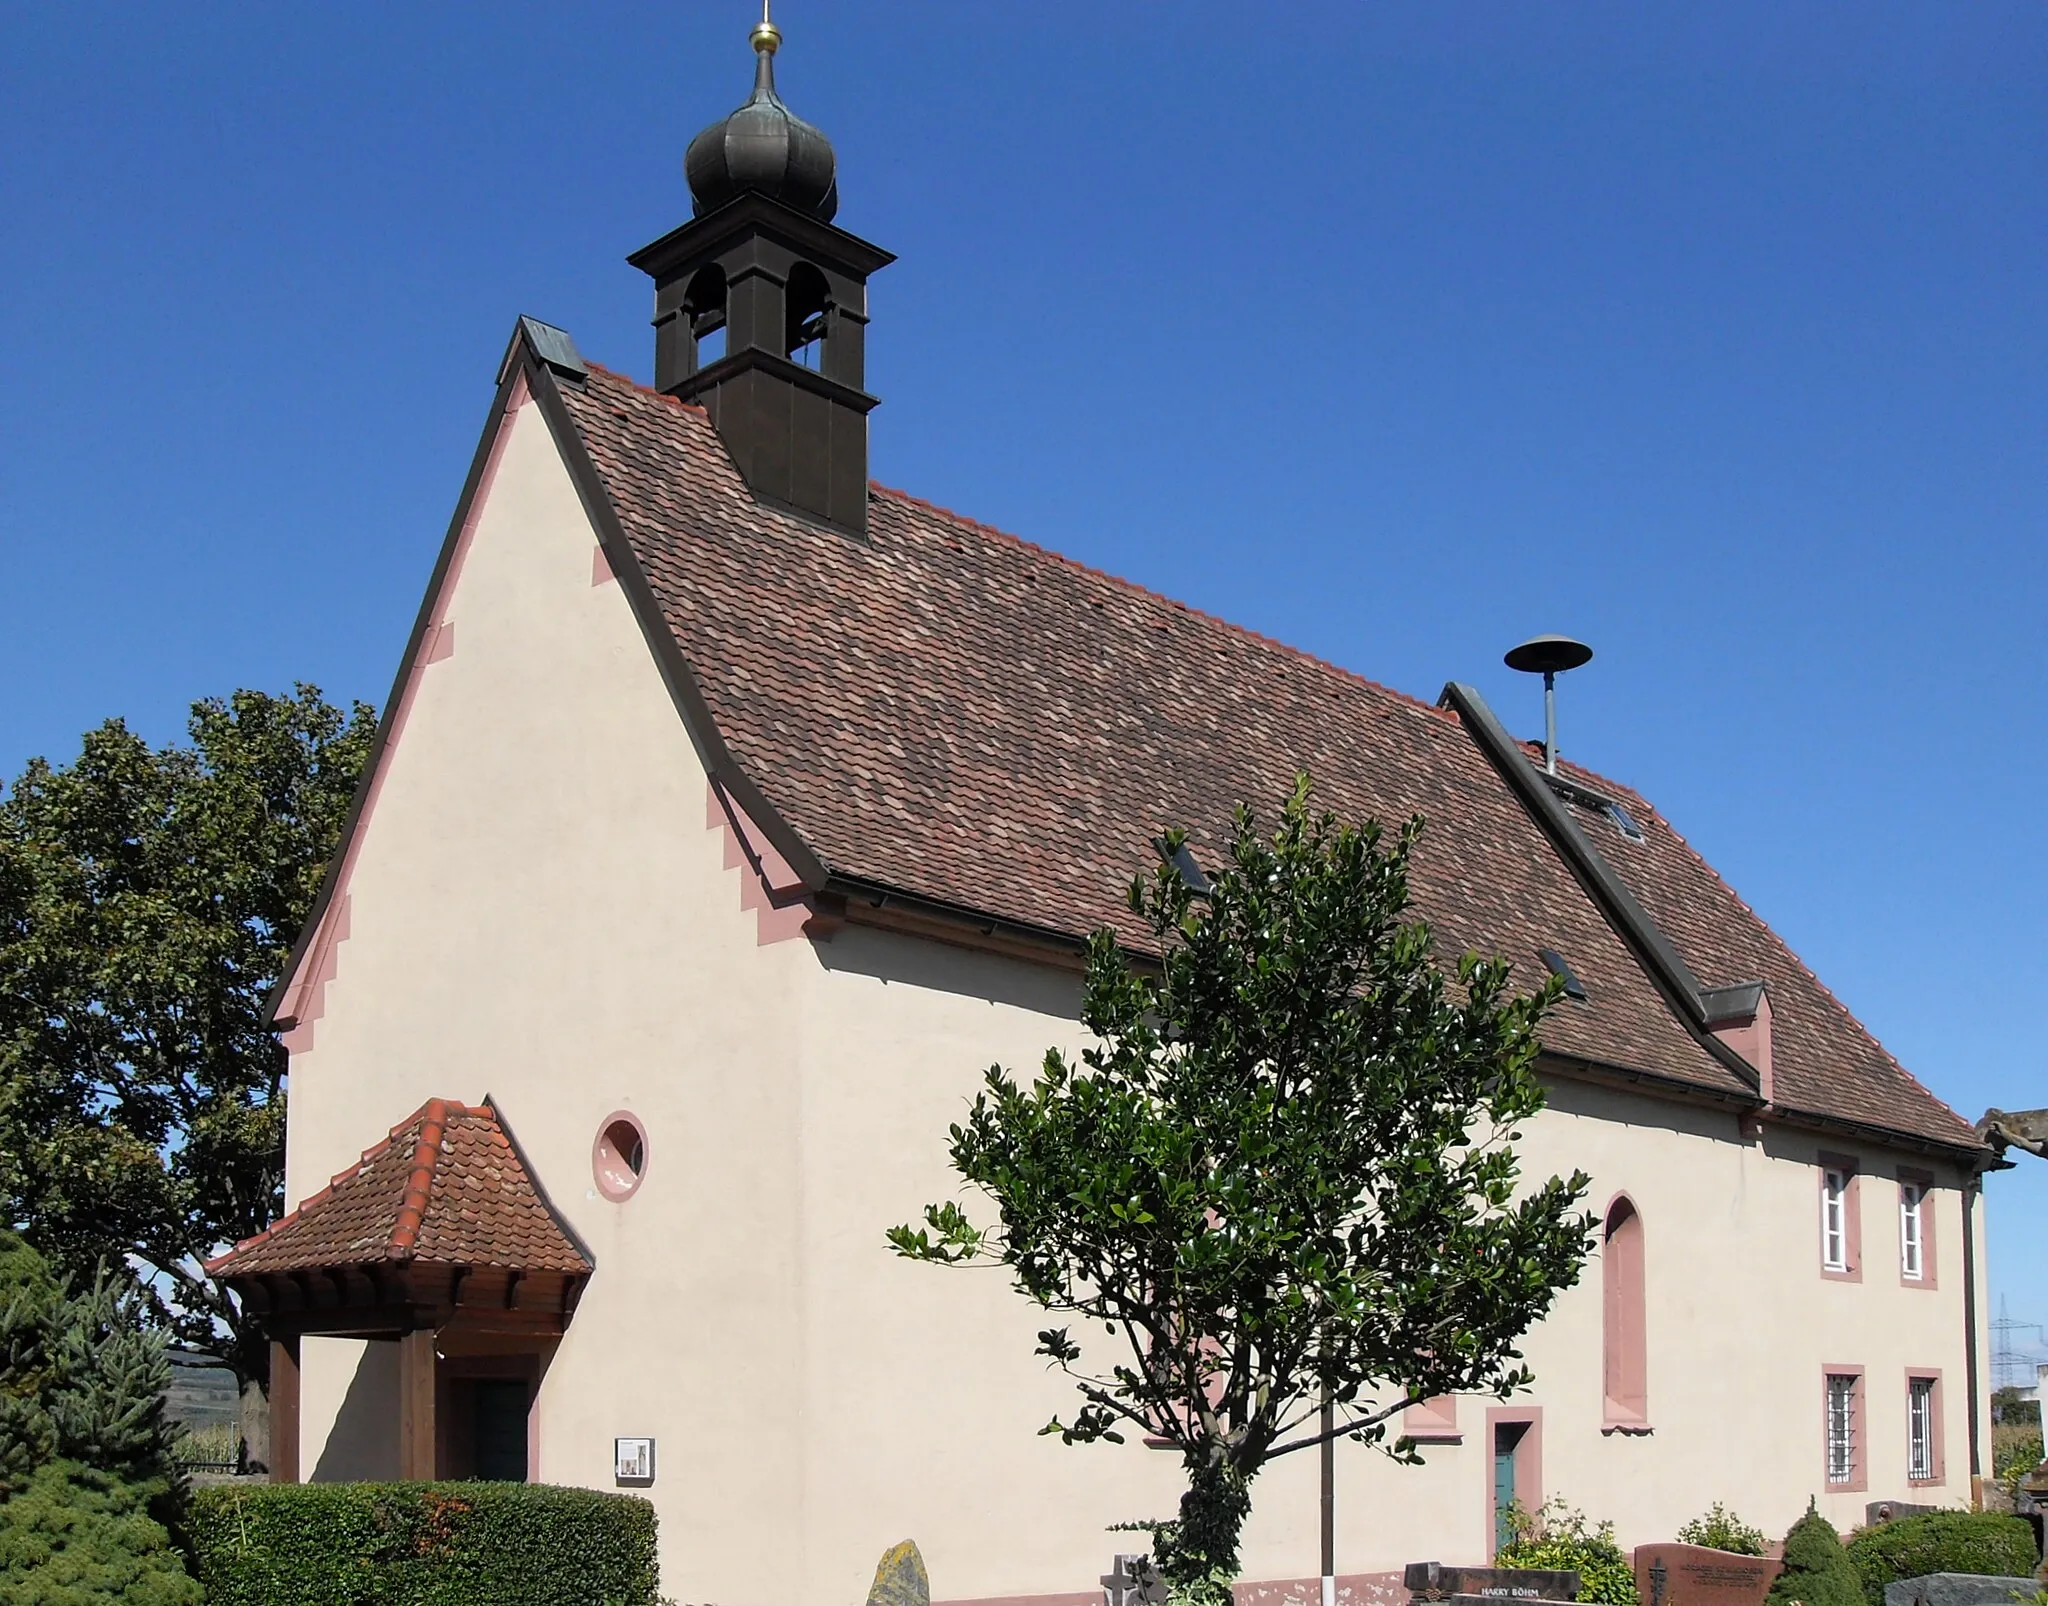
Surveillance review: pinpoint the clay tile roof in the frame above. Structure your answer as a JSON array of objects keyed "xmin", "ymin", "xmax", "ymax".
[
  {"xmin": 543, "ymin": 358, "xmax": 1976, "ymax": 1154},
  {"xmin": 206, "ymin": 1099, "xmax": 590, "ymax": 1279}
]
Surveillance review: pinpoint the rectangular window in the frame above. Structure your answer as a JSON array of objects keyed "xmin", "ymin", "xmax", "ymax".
[
  {"xmin": 1900, "ymin": 1184, "xmax": 1925, "ymax": 1281},
  {"xmin": 1821, "ymin": 1169, "xmax": 1849, "ymax": 1271},
  {"xmin": 1825, "ymin": 1372, "xmax": 1859, "ymax": 1486},
  {"xmin": 1908, "ymin": 1377, "xmax": 1935, "ymax": 1480}
]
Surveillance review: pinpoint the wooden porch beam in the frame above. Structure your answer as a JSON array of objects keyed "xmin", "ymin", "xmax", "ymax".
[
  {"xmin": 269, "ymin": 1335, "xmax": 301, "ymax": 1484},
  {"xmin": 398, "ymin": 1328, "xmax": 437, "ymax": 1480}
]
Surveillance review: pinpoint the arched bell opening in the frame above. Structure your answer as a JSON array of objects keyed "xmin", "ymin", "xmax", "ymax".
[
  {"xmin": 784, "ymin": 261, "xmax": 831, "ymax": 370},
  {"xmin": 685, "ymin": 264, "xmax": 729, "ymax": 370}
]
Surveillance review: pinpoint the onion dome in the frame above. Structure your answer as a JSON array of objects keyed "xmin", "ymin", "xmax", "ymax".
[{"xmin": 685, "ymin": 9, "xmax": 839, "ymax": 222}]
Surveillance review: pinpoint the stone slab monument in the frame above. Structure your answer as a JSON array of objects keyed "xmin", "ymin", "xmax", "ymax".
[
  {"xmin": 1631, "ymin": 1545, "xmax": 1781, "ymax": 1606},
  {"xmin": 1405, "ymin": 1561, "xmax": 1581, "ymax": 1606},
  {"xmin": 1882, "ymin": 1575, "xmax": 2042, "ymax": 1606}
]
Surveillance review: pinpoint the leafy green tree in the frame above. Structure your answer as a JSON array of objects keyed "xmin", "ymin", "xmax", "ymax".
[
  {"xmin": 1766, "ymin": 1504, "xmax": 1863, "ymax": 1606},
  {"xmin": 890, "ymin": 779, "xmax": 1597, "ymax": 1606},
  {"xmin": 0, "ymin": 686, "xmax": 375, "ymax": 1395}
]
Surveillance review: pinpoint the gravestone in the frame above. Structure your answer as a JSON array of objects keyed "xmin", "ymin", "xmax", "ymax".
[
  {"xmin": 1103, "ymin": 1553, "xmax": 1167, "ymax": 1606},
  {"xmin": 1867, "ymin": 1502, "xmax": 1945, "ymax": 1528},
  {"xmin": 1404, "ymin": 1562, "xmax": 1581, "ymax": 1606},
  {"xmin": 1882, "ymin": 1575, "xmax": 2042, "ymax": 1606},
  {"xmin": 866, "ymin": 1540, "xmax": 931, "ymax": 1606},
  {"xmin": 1632, "ymin": 1545, "xmax": 1781, "ymax": 1606}
]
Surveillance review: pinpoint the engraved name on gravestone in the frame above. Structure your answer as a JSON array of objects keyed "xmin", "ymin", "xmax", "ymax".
[
  {"xmin": 1631, "ymin": 1545, "xmax": 1781, "ymax": 1606},
  {"xmin": 1405, "ymin": 1563, "xmax": 1582, "ymax": 1606}
]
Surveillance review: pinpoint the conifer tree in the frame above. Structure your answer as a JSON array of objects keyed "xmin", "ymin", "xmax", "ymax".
[{"xmin": 1767, "ymin": 1503, "xmax": 1864, "ymax": 1606}]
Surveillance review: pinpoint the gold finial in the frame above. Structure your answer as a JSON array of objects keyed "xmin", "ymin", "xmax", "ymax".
[{"xmin": 751, "ymin": 0, "xmax": 781, "ymax": 55}]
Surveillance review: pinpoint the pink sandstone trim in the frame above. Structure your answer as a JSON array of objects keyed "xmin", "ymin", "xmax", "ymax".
[
  {"xmin": 592, "ymin": 544, "xmax": 615, "ymax": 586},
  {"xmin": 1897, "ymin": 1167, "xmax": 1939, "ymax": 1290},
  {"xmin": 1403, "ymin": 1394, "xmax": 1461, "ymax": 1442},
  {"xmin": 1485, "ymin": 1405, "xmax": 1543, "ymax": 1559},
  {"xmin": 1707, "ymin": 987, "xmax": 1773, "ymax": 1105},
  {"xmin": 1904, "ymin": 1366, "xmax": 1946, "ymax": 1486},
  {"xmin": 1821, "ymin": 1363, "xmax": 1869, "ymax": 1493},
  {"xmin": 273, "ymin": 372, "xmax": 531, "ymax": 1033},
  {"xmin": 1818, "ymin": 1152, "xmax": 1863, "ymax": 1283},
  {"xmin": 1600, "ymin": 1193, "xmax": 1650, "ymax": 1432},
  {"xmin": 706, "ymin": 779, "xmax": 813, "ymax": 944},
  {"xmin": 279, "ymin": 894, "xmax": 351, "ymax": 1054}
]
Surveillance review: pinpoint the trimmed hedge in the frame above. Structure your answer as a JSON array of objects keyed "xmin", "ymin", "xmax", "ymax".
[
  {"xmin": 186, "ymin": 1481, "xmax": 660, "ymax": 1606},
  {"xmin": 1845, "ymin": 1511, "xmax": 2040, "ymax": 1606}
]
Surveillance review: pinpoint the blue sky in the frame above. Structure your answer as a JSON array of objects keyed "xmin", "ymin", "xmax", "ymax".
[{"xmin": 2, "ymin": 4, "xmax": 2043, "ymax": 1364}]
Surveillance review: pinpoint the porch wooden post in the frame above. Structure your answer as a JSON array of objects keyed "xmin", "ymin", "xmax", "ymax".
[
  {"xmin": 269, "ymin": 1336, "xmax": 301, "ymax": 1484},
  {"xmin": 398, "ymin": 1329, "xmax": 438, "ymax": 1481}
]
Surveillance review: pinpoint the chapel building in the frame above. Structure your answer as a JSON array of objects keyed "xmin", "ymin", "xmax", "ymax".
[{"xmin": 210, "ymin": 20, "xmax": 2001, "ymax": 1606}]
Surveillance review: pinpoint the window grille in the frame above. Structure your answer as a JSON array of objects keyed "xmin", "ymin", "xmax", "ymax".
[
  {"xmin": 1908, "ymin": 1377, "xmax": 1935, "ymax": 1480},
  {"xmin": 1900, "ymin": 1184, "xmax": 1925, "ymax": 1280},
  {"xmin": 1826, "ymin": 1373, "xmax": 1858, "ymax": 1484},
  {"xmin": 1821, "ymin": 1169, "xmax": 1849, "ymax": 1271}
]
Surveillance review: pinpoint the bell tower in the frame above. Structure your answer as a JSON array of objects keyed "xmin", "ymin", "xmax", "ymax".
[{"xmin": 628, "ymin": 7, "xmax": 894, "ymax": 535}]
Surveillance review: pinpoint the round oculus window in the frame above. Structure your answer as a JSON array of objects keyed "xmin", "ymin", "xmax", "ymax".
[{"xmin": 592, "ymin": 1112, "xmax": 649, "ymax": 1201}]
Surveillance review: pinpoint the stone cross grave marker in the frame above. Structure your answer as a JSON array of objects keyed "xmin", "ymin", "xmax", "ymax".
[{"xmin": 1103, "ymin": 1553, "xmax": 1166, "ymax": 1606}]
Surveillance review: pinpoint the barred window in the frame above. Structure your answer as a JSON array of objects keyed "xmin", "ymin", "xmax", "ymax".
[
  {"xmin": 1826, "ymin": 1373, "xmax": 1858, "ymax": 1484},
  {"xmin": 1908, "ymin": 1377, "xmax": 1936, "ymax": 1481}
]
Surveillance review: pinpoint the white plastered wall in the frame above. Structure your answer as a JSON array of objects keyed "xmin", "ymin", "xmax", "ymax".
[
  {"xmin": 792, "ymin": 942, "xmax": 1986, "ymax": 1603},
  {"xmin": 283, "ymin": 387, "xmax": 815, "ymax": 1601}
]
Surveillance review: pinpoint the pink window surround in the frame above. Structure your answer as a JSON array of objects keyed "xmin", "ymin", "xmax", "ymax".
[
  {"xmin": 1601, "ymin": 1195, "xmax": 1650, "ymax": 1432},
  {"xmin": 1897, "ymin": 1169, "xmax": 1938, "ymax": 1290},
  {"xmin": 1818, "ymin": 1153, "xmax": 1862, "ymax": 1282},
  {"xmin": 1904, "ymin": 1369, "xmax": 1945, "ymax": 1486},
  {"xmin": 592, "ymin": 1110, "xmax": 650, "ymax": 1202},
  {"xmin": 1485, "ymin": 1406, "xmax": 1542, "ymax": 1560},
  {"xmin": 1402, "ymin": 1395, "xmax": 1461, "ymax": 1443},
  {"xmin": 1822, "ymin": 1365, "xmax": 1867, "ymax": 1493}
]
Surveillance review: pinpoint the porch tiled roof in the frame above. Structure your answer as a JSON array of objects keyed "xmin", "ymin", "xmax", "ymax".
[
  {"xmin": 206, "ymin": 1099, "xmax": 589, "ymax": 1278},
  {"xmin": 539, "ymin": 357, "xmax": 1975, "ymax": 1153}
]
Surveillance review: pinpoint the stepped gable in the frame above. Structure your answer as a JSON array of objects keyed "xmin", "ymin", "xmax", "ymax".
[
  {"xmin": 1540, "ymin": 756, "xmax": 1978, "ymax": 1149},
  {"xmin": 207, "ymin": 1099, "xmax": 590, "ymax": 1279},
  {"xmin": 544, "ymin": 357, "xmax": 1974, "ymax": 1151}
]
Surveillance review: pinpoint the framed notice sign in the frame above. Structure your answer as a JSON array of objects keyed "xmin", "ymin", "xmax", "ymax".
[{"xmin": 614, "ymin": 1437, "xmax": 655, "ymax": 1485}]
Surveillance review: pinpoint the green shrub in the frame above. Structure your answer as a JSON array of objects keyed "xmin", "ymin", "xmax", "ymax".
[
  {"xmin": 0, "ymin": 1459, "xmax": 203, "ymax": 1606},
  {"xmin": 1995, "ymin": 1424, "xmax": 2044, "ymax": 1484},
  {"xmin": 1500, "ymin": 1499, "xmax": 1641, "ymax": 1606},
  {"xmin": 1844, "ymin": 1511, "xmax": 2040, "ymax": 1606},
  {"xmin": 186, "ymin": 1480, "xmax": 661, "ymax": 1606},
  {"xmin": 1677, "ymin": 1504, "xmax": 1768, "ymax": 1557},
  {"xmin": 1767, "ymin": 1504, "xmax": 1863, "ymax": 1606}
]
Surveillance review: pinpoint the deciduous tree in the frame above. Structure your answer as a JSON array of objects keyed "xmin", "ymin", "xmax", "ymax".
[
  {"xmin": 890, "ymin": 779, "xmax": 1596, "ymax": 1606},
  {"xmin": 0, "ymin": 686, "xmax": 374, "ymax": 1401}
]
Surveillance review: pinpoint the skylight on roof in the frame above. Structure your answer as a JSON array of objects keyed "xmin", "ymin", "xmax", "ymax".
[
  {"xmin": 1606, "ymin": 802, "xmax": 1645, "ymax": 843},
  {"xmin": 1153, "ymin": 836, "xmax": 1212, "ymax": 896},
  {"xmin": 1537, "ymin": 947, "xmax": 1589, "ymax": 1002}
]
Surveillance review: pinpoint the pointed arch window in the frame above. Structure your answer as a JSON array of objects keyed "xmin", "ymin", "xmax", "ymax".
[{"xmin": 1601, "ymin": 1196, "xmax": 1648, "ymax": 1430}]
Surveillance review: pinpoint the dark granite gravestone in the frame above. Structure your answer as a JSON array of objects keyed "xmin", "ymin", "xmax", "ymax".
[
  {"xmin": 1405, "ymin": 1562, "xmax": 1581, "ymax": 1606},
  {"xmin": 1632, "ymin": 1546, "xmax": 1781, "ymax": 1606},
  {"xmin": 1882, "ymin": 1575, "xmax": 2042, "ymax": 1606}
]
